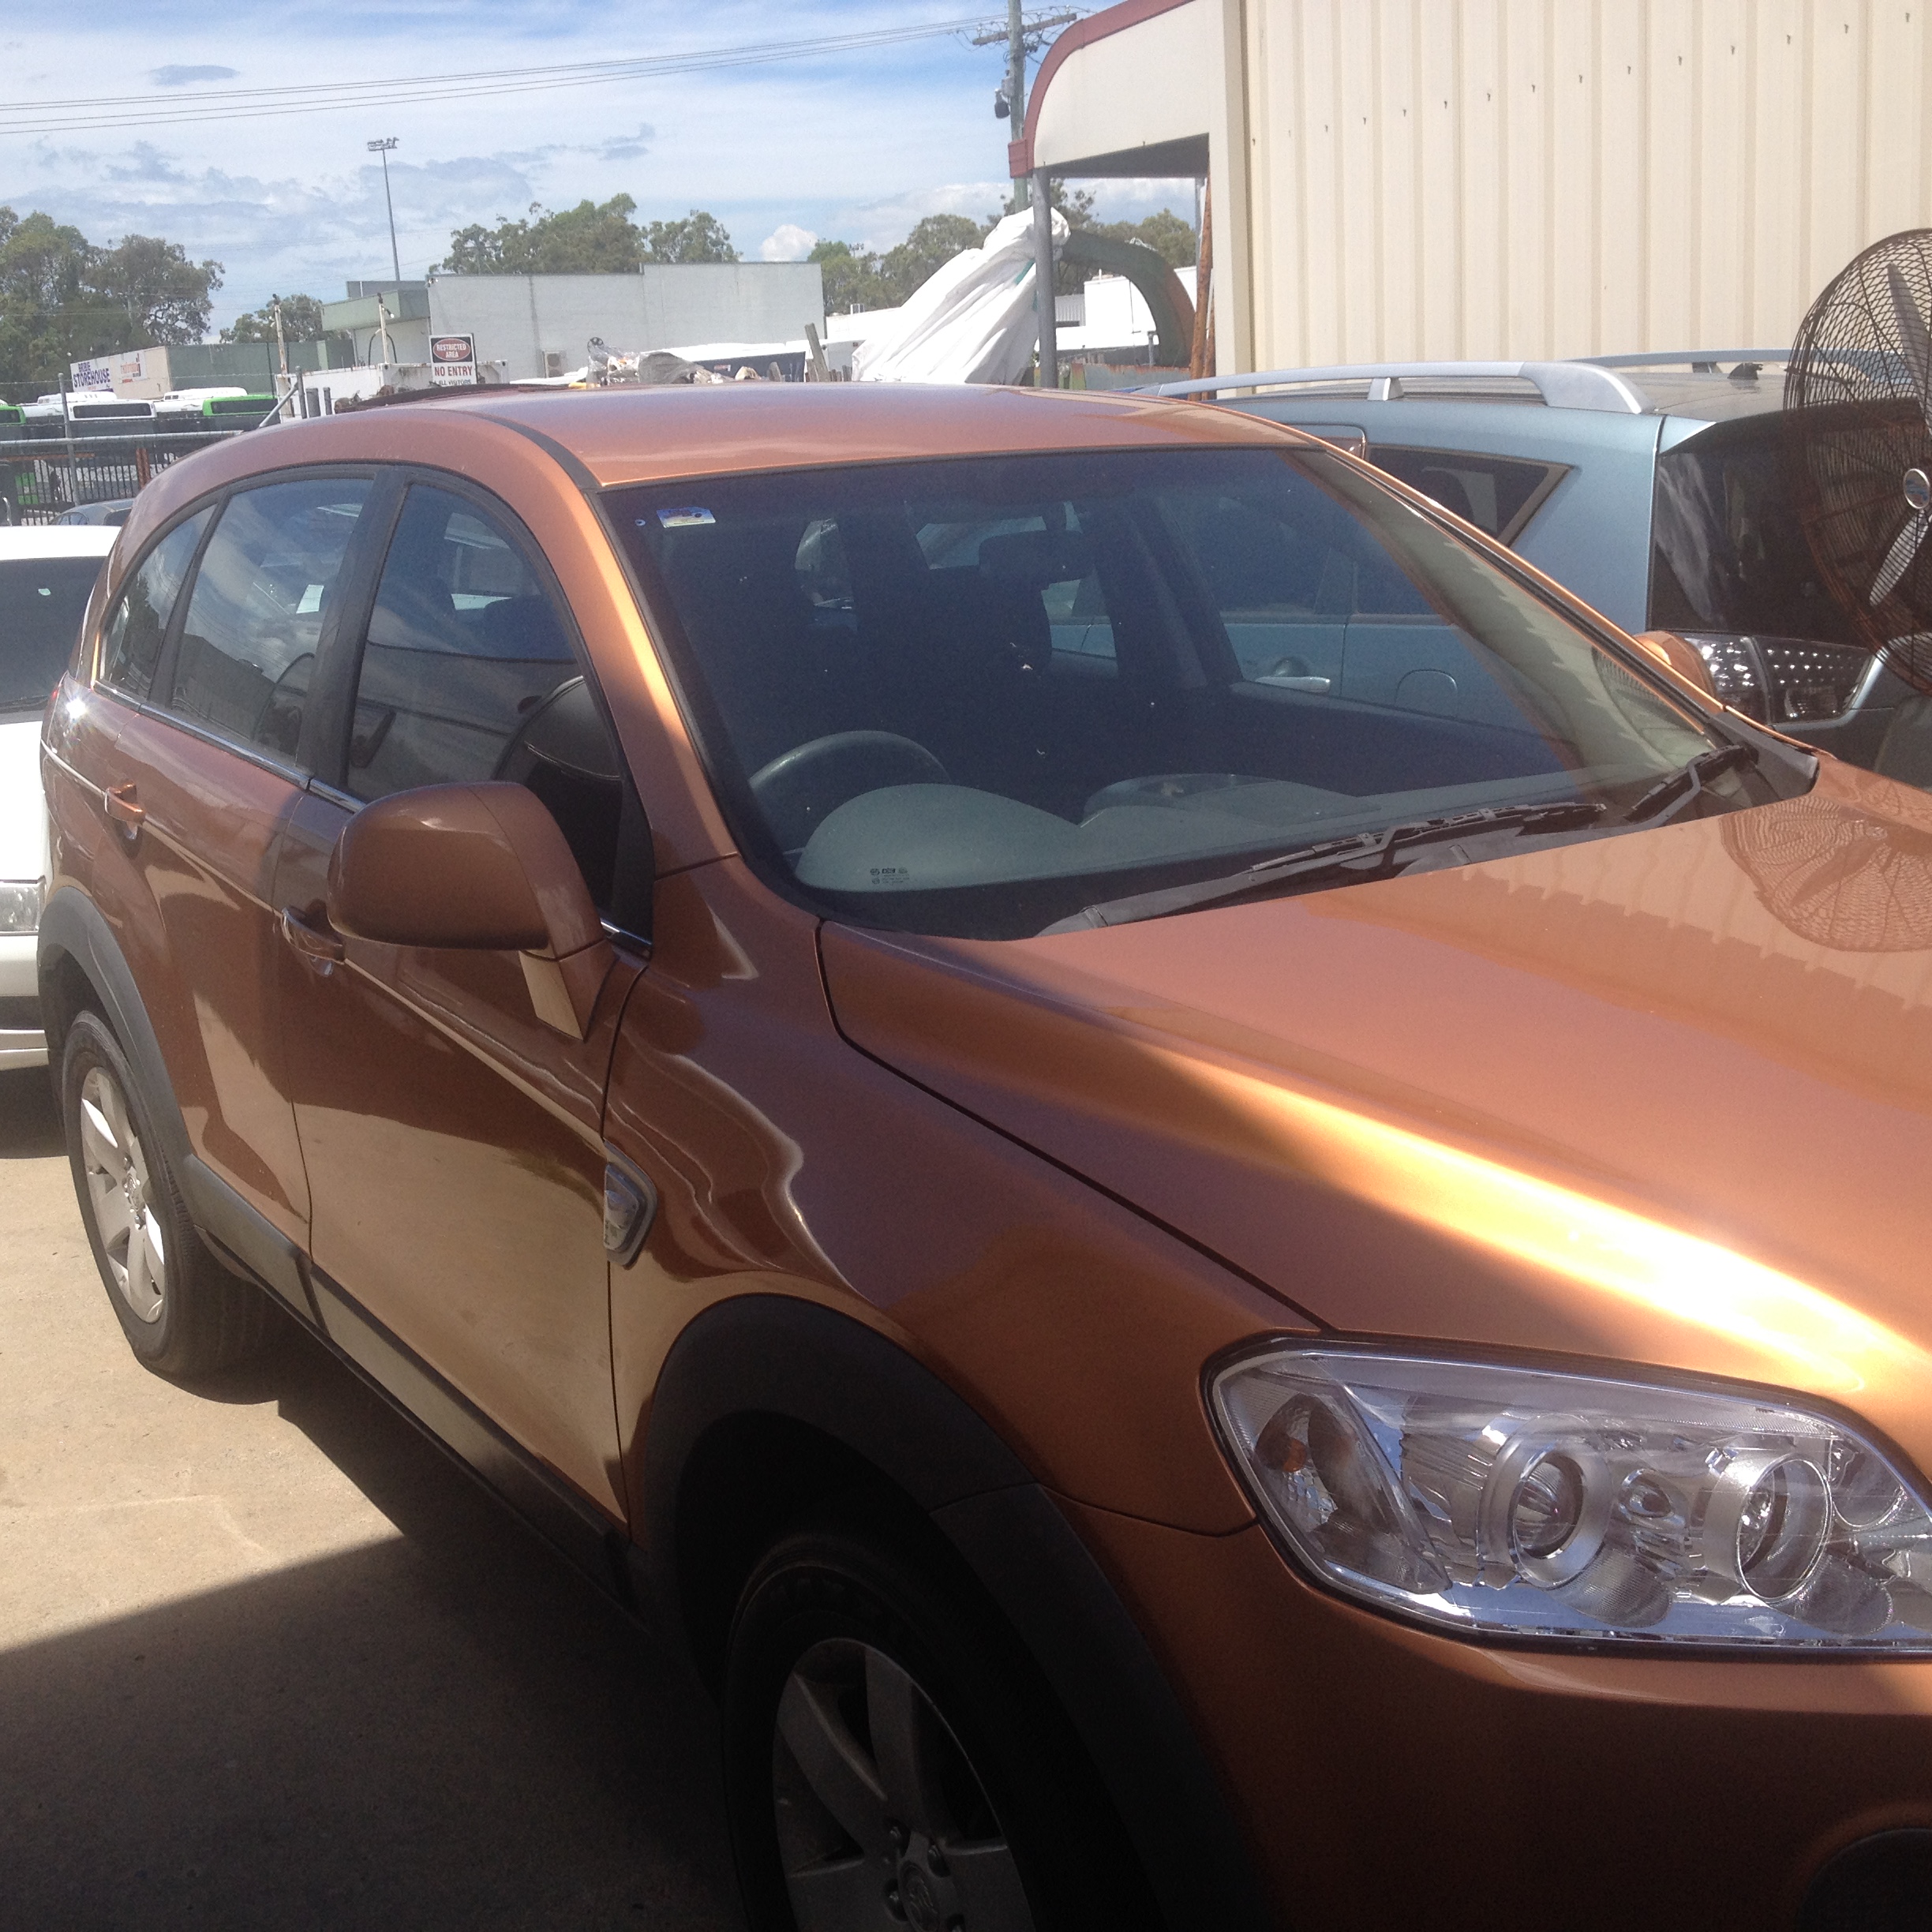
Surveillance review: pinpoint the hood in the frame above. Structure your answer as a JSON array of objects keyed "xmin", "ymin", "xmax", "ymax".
[{"xmin": 820, "ymin": 759, "xmax": 1932, "ymax": 1477}]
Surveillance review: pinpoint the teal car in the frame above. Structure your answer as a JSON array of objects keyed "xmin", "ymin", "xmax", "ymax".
[{"xmin": 1161, "ymin": 354, "xmax": 1916, "ymax": 778}]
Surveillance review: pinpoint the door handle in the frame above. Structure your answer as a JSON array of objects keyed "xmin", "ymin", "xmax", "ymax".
[
  {"xmin": 103, "ymin": 781, "xmax": 144, "ymax": 831},
  {"xmin": 279, "ymin": 904, "xmax": 345, "ymax": 969}
]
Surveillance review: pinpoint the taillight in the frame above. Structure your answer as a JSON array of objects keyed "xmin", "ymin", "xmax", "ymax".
[{"xmin": 1680, "ymin": 631, "xmax": 1875, "ymax": 725}]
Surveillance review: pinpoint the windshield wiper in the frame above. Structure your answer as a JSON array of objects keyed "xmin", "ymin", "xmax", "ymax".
[
  {"xmin": 1619, "ymin": 743, "xmax": 1758, "ymax": 826},
  {"xmin": 1043, "ymin": 800, "xmax": 1608, "ymax": 933}
]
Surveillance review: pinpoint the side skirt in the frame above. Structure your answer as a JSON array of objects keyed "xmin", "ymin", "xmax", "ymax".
[{"xmin": 302, "ymin": 1264, "xmax": 634, "ymax": 1605}]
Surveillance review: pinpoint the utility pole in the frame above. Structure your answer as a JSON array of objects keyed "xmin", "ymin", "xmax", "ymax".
[
  {"xmin": 973, "ymin": 6, "xmax": 1078, "ymax": 204},
  {"xmin": 1007, "ymin": 0, "xmax": 1028, "ymax": 205},
  {"xmin": 972, "ymin": 6, "xmax": 1079, "ymax": 386},
  {"xmin": 368, "ymin": 137, "xmax": 402, "ymax": 286}
]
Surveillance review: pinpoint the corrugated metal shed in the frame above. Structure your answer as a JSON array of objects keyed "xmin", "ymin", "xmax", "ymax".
[{"xmin": 1022, "ymin": 0, "xmax": 1932, "ymax": 372}]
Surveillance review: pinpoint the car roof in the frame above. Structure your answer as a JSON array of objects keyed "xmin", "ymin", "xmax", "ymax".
[
  {"xmin": 324, "ymin": 382, "xmax": 1302, "ymax": 489},
  {"xmin": 0, "ymin": 526, "xmax": 118, "ymax": 560}
]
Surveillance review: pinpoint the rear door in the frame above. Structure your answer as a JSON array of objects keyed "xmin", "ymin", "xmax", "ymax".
[{"xmin": 65, "ymin": 475, "xmax": 377, "ymax": 1249}]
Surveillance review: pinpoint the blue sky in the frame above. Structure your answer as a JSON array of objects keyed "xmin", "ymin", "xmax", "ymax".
[{"xmin": 0, "ymin": 0, "xmax": 1193, "ymax": 331}]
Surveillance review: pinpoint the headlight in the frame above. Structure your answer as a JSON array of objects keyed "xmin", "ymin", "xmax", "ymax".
[
  {"xmin": 1211, "ymin": 1347, "xmax": 1932, "ymax": 1649},
  {"xmin": 0, "ymin": 882, "xmax": 42, "ymax": 934}
]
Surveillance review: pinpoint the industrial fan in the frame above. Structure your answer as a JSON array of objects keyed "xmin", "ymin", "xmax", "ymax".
[{"xmin": 1785, "ymin": 230, "xmax": 1932, "ymax": 692}]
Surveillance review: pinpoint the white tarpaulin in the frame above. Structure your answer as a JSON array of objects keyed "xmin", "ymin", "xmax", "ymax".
[{"xmin": 852, "ymin": 207, "xmax": 1067, "ymax": 385}]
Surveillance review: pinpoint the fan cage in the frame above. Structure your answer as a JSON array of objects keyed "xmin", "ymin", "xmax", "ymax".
[{"xmin": 1784, "ymin": 229, "xmax": 1932, "ymax": 691}]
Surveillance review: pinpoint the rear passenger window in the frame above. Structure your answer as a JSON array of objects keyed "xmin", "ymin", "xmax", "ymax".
[
  {"xmin": 98, "ymin": 507, "xmax": 212, "ymax": 702},
  {"xmin": 168, "ymin": 479, "xmax": 370, "ymax": 763},
  {"xmin": 345, "ymin": 485, "xmax": 625, "ymax": 906}
]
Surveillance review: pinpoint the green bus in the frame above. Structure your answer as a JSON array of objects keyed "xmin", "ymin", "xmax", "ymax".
[{"xmin": 201, "ymin": 394, "xmax": 279, "ymax": 423}]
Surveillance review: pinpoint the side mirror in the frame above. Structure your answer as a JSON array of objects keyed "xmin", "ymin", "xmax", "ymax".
[
  {"xmin": 328, "ymin": 781, "xmax": 613, "ymax": 1039},
  {"xmin": 1631, "ymin": 629, "xmax": 1720, "ymax": 700}
]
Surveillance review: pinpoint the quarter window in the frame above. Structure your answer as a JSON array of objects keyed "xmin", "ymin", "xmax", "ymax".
[
  {"xmin": 1366, "ymin": 446, "xmax": 1565, "ymax": 545},
  {"xmin": 168, "ymin": 479, "xmax": 371, "ymax": 763},
  {"xmin": 97, "ymin": 508, "xmax": 212, "ymax": 703}
]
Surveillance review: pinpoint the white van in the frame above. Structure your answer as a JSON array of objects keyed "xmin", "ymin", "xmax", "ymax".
[{"xmin": 0, "ymin": 526, "xmax": 116, "ymax": 1067}]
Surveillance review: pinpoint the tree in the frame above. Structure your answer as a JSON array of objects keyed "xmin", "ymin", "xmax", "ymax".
[
  {"xmin": 642, "ymin": 210, "xmax": 738, "ymax": 264},
  {"xmin": 0, "ymin": 208, "xmax": 91, "ymax": 394},
  {"xmin": 223, "ymin": 294, "xmax": 329, "ymax": 343},
  {"xmin": 440, "ymin": 199, "xmax": 738, "ymax": 272},
  {"xmin": 810, "ymin": 238, "xmax": 888, "ymax": 315},
  {"xmin": 90, "ymin": 233, "xmax": 222, "ymax": 344},
  {"xmin": 442, "ymin": 195, "xmax": 646, "ymax": 275},
  {"xmin": 879, "ymin": 215, "xmax": 992, "ymax": 303},
  {"xmin": 1092, "ymin": 208, "xmax": 1198, "ymax": 270},
  {"xmin": 0, "ymin": 206, "xmax": 223, "ymax": 397}
]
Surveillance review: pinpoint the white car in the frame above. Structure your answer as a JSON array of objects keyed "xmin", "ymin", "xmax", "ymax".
[{"xmin": 0, "ymin": 526, "xmax": 115, "ymax": 1068}]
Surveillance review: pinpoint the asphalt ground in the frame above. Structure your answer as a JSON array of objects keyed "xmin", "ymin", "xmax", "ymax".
[{"xmin": 0, "ymin": 1066, "xmax": 741, "ymax": 1931}]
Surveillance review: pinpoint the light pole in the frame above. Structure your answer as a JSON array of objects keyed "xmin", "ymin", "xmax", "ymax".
[{"xmin": 368, "ymin": 137, "xmax": 401, "ymax": 286}]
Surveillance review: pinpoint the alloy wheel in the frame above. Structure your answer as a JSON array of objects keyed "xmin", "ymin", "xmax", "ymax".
[
  {"xmin": 78, "ymin": 1065, "xmax": 167, "ymax": 1324},
  {"xmin": 773, "ymin": 1637, "xmax": 1036, "ymax": 1932}
]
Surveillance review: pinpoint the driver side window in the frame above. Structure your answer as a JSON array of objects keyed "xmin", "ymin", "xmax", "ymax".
[{"xmin": 343, "ymin": 484, "xmax": 624, "ymax": 907}]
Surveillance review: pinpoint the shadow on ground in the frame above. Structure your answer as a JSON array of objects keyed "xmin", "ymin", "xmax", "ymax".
[
  {"xmin": 0, "ymin": 1065, "xmax": 65, "ymax": 1159},
  {"xmin": 0, "ymin": 1070, "xmax": 741, "ymax": 1930}
]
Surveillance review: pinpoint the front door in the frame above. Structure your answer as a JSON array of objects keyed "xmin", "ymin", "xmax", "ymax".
[{"xmin": 271, "ymin": 479, "xmax": 639, "ymax": 1518}]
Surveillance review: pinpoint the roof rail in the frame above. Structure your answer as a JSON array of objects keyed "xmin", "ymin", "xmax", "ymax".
[
  {"xmin": 1580, "ymin": 349, "xmax": 1789, "ymax": 369},
  {"xmin": 1148, "ymin": 360, "xmax": 1649, "ymax": 414}
]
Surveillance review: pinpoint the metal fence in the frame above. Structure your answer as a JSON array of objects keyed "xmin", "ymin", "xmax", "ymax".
[{"xmin": 0, "ymin": 429, "xmax": 249, "ymax": 525}]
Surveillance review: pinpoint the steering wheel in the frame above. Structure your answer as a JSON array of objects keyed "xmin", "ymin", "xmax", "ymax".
[{"xmin": 750, "ymin": 730, "xmax": 949, "ymax": 852}]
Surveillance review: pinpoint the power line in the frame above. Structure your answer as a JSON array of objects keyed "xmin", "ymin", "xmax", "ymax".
[{"xmin": 0, "ymin": 17, "xmax": 1004, "ymax": 137}]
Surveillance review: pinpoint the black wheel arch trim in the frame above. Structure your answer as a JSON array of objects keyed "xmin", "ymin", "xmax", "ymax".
[
  {"xmin": 38, "ymin": 886, "xmax": 313, "ymax": 1320},
  {"xmin": 637, "ymin": 1290, "xmax": 1276, "ymax": 1932}
]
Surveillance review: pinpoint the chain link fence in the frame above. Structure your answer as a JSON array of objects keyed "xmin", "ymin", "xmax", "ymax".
[{"xmin": 0, "ymin": 429, "xmax": 249, "ymax": 526}]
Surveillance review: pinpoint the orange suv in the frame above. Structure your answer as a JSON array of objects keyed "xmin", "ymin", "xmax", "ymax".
[{"xmin": 39, "ymin": 384, "xmax": 1932, "ymax": 1932}]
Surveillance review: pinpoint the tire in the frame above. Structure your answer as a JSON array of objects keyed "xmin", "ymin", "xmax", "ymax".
[
  {"xmin": 62, "ymin": 1010, "xmax": 268, "ymax": 1377},
  {"xmin": 722, "ymin": 1501, "xmax": 1158, "ymax": 1932}
]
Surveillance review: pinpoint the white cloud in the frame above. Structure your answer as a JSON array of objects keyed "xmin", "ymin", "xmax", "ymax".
[
  {"xmin": 822, "ymin": 181, "xmax": 1011, "ymax": 254},
  {"xmin": 149, "ymin": 65, "xmax": 239, "ymax": 86},
  {"xmin": 759, "ymin": 223, "xmax": 816, "ymax": 263},
  {"xmin": 0, "ymin": 3, "xmax": 1035, "ymax": 324}
]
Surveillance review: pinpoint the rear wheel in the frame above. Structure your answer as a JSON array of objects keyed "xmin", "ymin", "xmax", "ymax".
[
  {"xmin": 723, "ymin": 1509, "xmax": 1155, "ymax": 1932},
  {"xmin": 62, "ymin": 1011, "xmax": 267, "ymax": 1376}
]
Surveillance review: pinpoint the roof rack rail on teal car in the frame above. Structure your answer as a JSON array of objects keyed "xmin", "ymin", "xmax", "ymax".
[{"xmin": 1148, "ymin": 352, "xmax": 1794, "ymax": 414}]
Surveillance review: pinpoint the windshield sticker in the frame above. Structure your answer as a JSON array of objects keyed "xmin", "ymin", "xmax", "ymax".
[{"xmin": 653, "ymin": 507, "xmax": 716, "ymax": 529}]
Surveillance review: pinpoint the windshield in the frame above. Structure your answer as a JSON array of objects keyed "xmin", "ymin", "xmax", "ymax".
[
  {"xmin": 615, "ymin": 447, "xmax": 1752, "ymax": 939},
  {"xmin": 0, "ymin": 555, "xmax": 102, "ymax": 712}
]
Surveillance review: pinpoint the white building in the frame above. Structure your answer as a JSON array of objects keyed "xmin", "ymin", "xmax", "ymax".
[{"xmin": 425, "ymin": 265, "xmax": 826, "ymax": 381}]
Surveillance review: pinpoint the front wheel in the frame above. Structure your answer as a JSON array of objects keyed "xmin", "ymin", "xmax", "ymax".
[{"xmin": 722, "ymin": 1511, "xmax": 1155, "ymax": 1932}]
